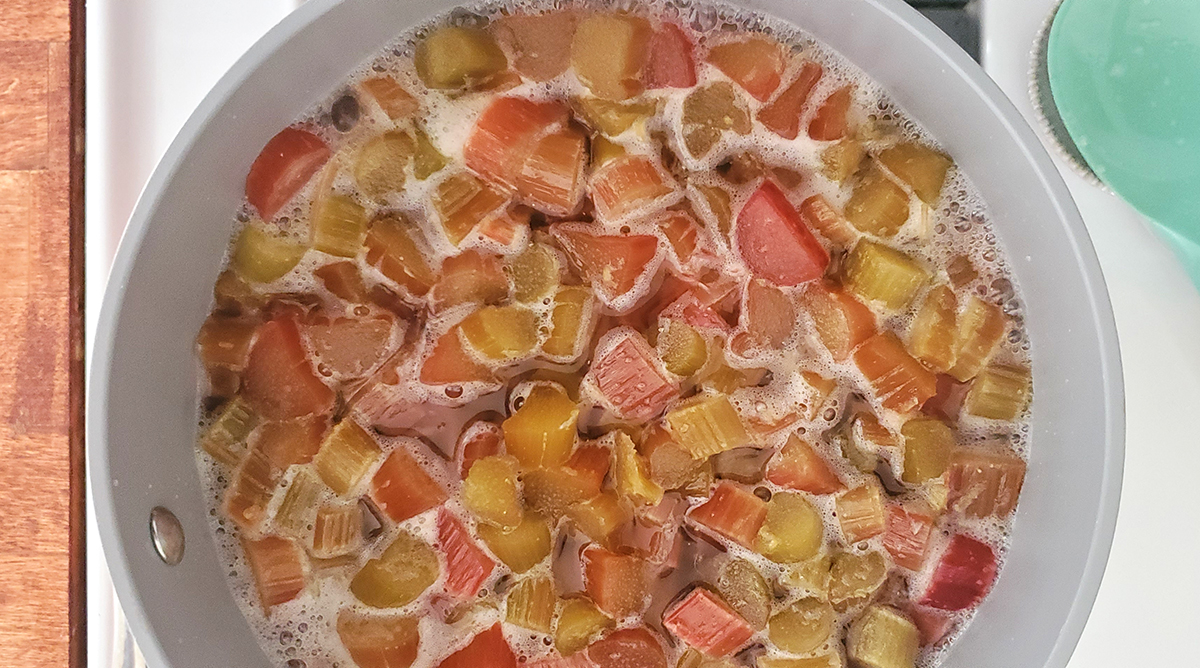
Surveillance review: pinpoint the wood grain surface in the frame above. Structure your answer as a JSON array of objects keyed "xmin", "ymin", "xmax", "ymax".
[{"xmin": 0, "ymin": 0, "xmax": 84, "ymax": 665}]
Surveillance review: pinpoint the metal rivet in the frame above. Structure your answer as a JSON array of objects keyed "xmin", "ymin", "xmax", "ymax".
[{"xmin": 150, "ymin": 506, "xmax": 185, "ymax": 566}]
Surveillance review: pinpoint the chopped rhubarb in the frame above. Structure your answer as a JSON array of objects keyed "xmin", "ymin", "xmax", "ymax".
[
  {"xmin": 586, "ymin": 329, "xmax": 679, "ymax": 422},
  {"xmin": 845, "ymin": 168, "xmax": 910, "ymax": 238},
  {"xmin": 554, "ymin": 225, "xmax": 662, "ymax": 310},
  {"xmin": 800, "ymin": 284, "xmax": 876, "ymax": 361},
  {"xmin": 464, "ymin": 96, "xmax": 569, "ymax": 190},
  {"xmin": 557, "ymin": 598, "xmax": 615, "ymax": 655},
  {"xmin": 506, "ymin": 575, "xmax": 557, "ymax": 632},
  {"xmin": 433, "ymin": 172, "xmax": 508, "ymax": 246},
  {"xmin": 853, "ymin": 333, "xmax": 938, "ymax": 414},
  {"xmin": 568, "ymin": 444, "xmax": 613, "ymax": 492},
  {"xmin": 463, "ymin": 455, "xmax": 524, "ymax": 529},
  {"xmin": 315, "ymin": 260, "xmax": 370, "ymax": 303},
  {"xmin": 437, "ymin": 508, "xmax": 496, "ymax": 599},
  {"xmin": 836, "ymin": 485, "xmax": 886, "ymax": 543},
  {"xmin": 573, "ymin": 96, "xmax": 657, "ymax": 137},
  {"xmin": 314, "ymin": 419, "xmax": 383, "ymax": 496},
  {"xmin": 239, "ymin": 413, "xmax": 316, "ymax": 466},
  {"xmin": 919, "ymin": 534, "xmax": 997, "ymax": 611},
  {"xmin": 715, "ymin": 559, "xmax": 772, "ymax": 630},
  {"xmin": 197, "ymin": 313, "xmax": 257, "ymax": 376},
  {"xmin": 665, "ymin": 395, "xmax": 751, "ymax": 458},
  {"xmin": 365, "ymin": 213, "xmax": 439, "ymax": 297},
  {"xmin": 707, "ymin": 38, "xmax": 784, "ymax": 102},
  {"xmin": 311, "ymin": 501, "xmax": 363, "ymax": 559},
  {"xmin": 306, "ymin": 314, "xmax": 395, "ymax": 379},
  {"xmin": 900, "ymin": 418, "xmax": 954, "ymax": 484},
  {"xmin": 908, "ymin": 285, "xmax": 958, "ymax": 373},
  {"xmin": 737, "ymin": 278, "xmax": 797, "ymax": 350},
  {"xmin": 371, "ymin": 447, "xmax": 448, "ymax": 522},
  {"xmin": 614, "ymin": 431, "xmax": 664, "ymax": 507},
  {"xmin": 491, "ymin": 11, "xmax": 577, "ymax": 81},
  {"xmin": 361, "ymin": 75, "xmax": 420, "ymax": 120},
  {"xmin": 352, "ymin": 531, "xmax": 440, "ymax": 608},
  {"xmin": 543, "ymin": 286, "xmax": 597, "ymax": 361},
  {"xmin": 569, "ymin": 492, "xmax": 632, "ymax": 546},
  {"xmin": 456, "ymin": 418, "xmax": 504, "ymax": 478},
  {"xmin": 645, "ymin": 23, "xmax": 697, "ymax": 89},
  {"xmin": 571, "ymin": 14, "xmax": 652, "ymax": 100},
  {"xmin": 735, "ymin": 181, "xmax": 829, "ymax": 287},
  {"xmin": 844, "ymin": 241, "xmax": 928, "ymax": 310},
  {"xmin": 243, "ymin": 318, "xmax": 335, "ymax": 420},
  {"xmin": 964, "ymin": 364, "xmax": 1031, "ymax": 420},
  {"xmin": 878, "ymin": 142, "xmax": 953, "ymax": 205},
  {"xmin": 846, "ymin": 605, "xmax": 919, "ymax": 668},
  {"xmin": 429, "ymin": 251, "xmax": 509, "ymax": 313},
  {"xmin": 421, "ymin": 326, "xmax": 496, "ymax": 386},
  {"xmin": 583, "ymin": 547, "xmax": 650, "ymax": 618},
  {"xmin": 948, "ymin": 297, "xmax": 1007, "ymax": 382},
  {"xmin": 758, "ymin": 492, "xmax": 824, "ymax": 563},
  {"xmin": 275, "ymin": 466, "xmax": 325, "ymax": 536},
  {"xmin": 477, "ymin": 513, "xmax": 553, "ymax": 573},
  {"xmin": 689, "ymin": 481, "xmax": 768, "ymax": 548},
  {"xmin": 808, "ymin": 87, "xmax": 853, "ymax": 141},
  {"xmin": 437, "ymin": 624, "xmax": 517, "ymax": 668},
  {"xmin": 502, "ymin": 383, "xmax": 580, "ymax": 469},
  {"xmin": 682, "ymin": 83, "xmax": 752, "ymax": 157},
  {"xmin": 354, "ymin": 132, "xmax": 413, "ymax": 202},
  {"xmin": 757, "ymin": 61, "xmax": 823, "ymax": 140},
  {"xmin": 763, "ymin": 436, "xmax": 840, "ymax": 494},
  {"xmin": 589, "ymin": 156, "xmax": 676, "ymax": 223},
  {"xmin": 907, "ymin": 606, "xmax": 954, "ymax": 647},
  {"xmin": 200, "ymin": 397, "xmax": 258, "ymax": 466},
  {"xmin": 883, "ymin": 504, "xmax": 934, "ymax": 570},
  {"xmin": 337, "ymin": 610, "xmax": 421, "ymax": 668},
  {"xmin": 245, "ymin": 126, "xmax": 330, "ymax": 221},
  {"xmin": 768, "ymin": 599, "xmax": 835, "ymax": 655},
  {"xmin": 799, "ymin": 194, "xmax": 857, "ymax": 249},
  {"xmin": 587, "ymin": 628, "xmax": 667, "ymax": 668},
  {"xmin": 657, "ymin": 319, "xmax": 707, "ymax": 377},
  {"xmin": 414, "ymin": 26, "xmax": 507, "ymax": 91},
  {"xmin": 657, "ymin": 211, "xmax": 710, "ymax": 273},
  {"xmin": 224, "ymin": 447, "xmax": 281, "ymax": 530},
  {"xmin": 460, "ymin": 305, "xmax": 540, "ymax": 362},
  {"xmin": 664, "ymin": 588, "xmax": 755, "ymax": 657},
  {"xmin": 241, "ymin": 535, "xmax": 306, "ymax": 612},
  {"xmin": 516, "ymin": 127, "xmax": 588, "ymax": 216},
  {"xmin": 945, "ymin": 446, "xmax": 1026, "ymax": 518}
]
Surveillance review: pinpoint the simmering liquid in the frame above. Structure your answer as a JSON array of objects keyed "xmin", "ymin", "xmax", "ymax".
[{"xmin": 193, "ymin": 3, "xmax": 1033, "ymax": 668}]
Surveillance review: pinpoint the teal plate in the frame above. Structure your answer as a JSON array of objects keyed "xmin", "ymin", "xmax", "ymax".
[{"xmin": 1048, "ymin": 0, "xmax": 1200, "ymax": 286}]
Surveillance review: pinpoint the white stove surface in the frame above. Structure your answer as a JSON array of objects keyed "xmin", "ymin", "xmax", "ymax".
[{"xmin": 86, "ymin": 1, "xmax": 1200, "ymax": 666}]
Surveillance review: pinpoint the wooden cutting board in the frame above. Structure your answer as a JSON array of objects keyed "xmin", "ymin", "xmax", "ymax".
[{"xmin": 0, "ymin": 0, "xmax": 84, "ymax": 665}]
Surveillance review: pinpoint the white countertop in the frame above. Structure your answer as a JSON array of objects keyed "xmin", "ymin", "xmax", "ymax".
[{"xmin": 86, "ymin": 1, "xmax": 1200, "ymax": 665}]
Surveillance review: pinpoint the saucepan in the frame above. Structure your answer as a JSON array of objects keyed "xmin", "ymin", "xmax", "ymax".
[{"xmin": 88, "ymin": 0, "xmax": 1125, "ymax": 666}]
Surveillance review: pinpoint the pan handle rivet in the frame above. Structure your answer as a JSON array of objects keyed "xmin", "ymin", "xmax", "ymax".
[{"xmin": 150, "ymin": 506, "xmax": 185, "ymax": 566}]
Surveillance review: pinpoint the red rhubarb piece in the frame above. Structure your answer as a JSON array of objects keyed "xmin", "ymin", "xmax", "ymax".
[
  {"xmin": 663, "ymin": 588, "xmax": 755, "ymax": 656},
  {"xmin": 438, "ymin": 623, "xmax": 517, "ymax": 668},
  {"xmin": 436, "ymin": 508, "xmax": 496, "ymax": 599},
  {"xmin": 245, "ymin": 126, "xmax": 330, "ymax": 220},
  {"xmin": 882, "ymin": 504, "xmax": 934, "ymax": 571},
  {"xmin": 735, "ymin": 181, "xmax": 829, "ymax": 286},
  {"xmin": 645, "ymin": 23, "xmax": 697, "ymax": 89},
  {"xmin": 587, "ymin": 628, "xmax": 666, "ymax": 668},
  {"xmin": 464, "ymin": 97, "xmax": 569, "ymax": 190},
  {"xmin": 243, "ymin": 318, "xmax": 335, "ymax": 420},
  {"xmin": 586, "ymin": 328, "xmax": 679, "ymax": 422},
  {"xmin": 919, "ymin": 534, "xmax": 998, "ymax": 611},
  {"xmin": 766, "ymin": 435, "xmax": 844, "ymax": 495},
  {"xmin": 371, "ymin": 448, "xmax": 449, "ymax": 522},
  {"xmin": 757, "ymin": 61, "xmax": 823, "ymax": 140},
  {"xmin": 689, "ymin": 481, "xmax": 767, "ymax": 548},
  {"xmin": 582, "ymin": 546, "xmax": 650, "ymax": 618}
]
